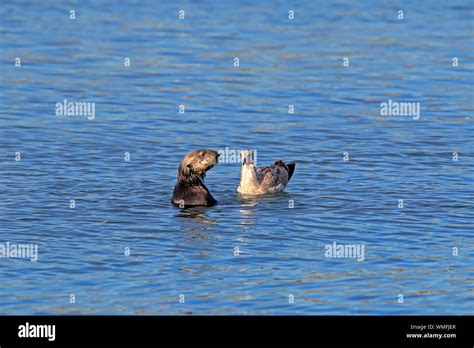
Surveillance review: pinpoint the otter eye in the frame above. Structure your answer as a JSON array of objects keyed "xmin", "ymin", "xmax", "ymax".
[{"xmin": 199, "ymin": 151, "xmax": 205, "ymax": 157}]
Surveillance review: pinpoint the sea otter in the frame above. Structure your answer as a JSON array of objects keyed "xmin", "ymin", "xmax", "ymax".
[
  {"xmin": 237, "ymin": 149, "xmax": 295, "ymax": 195},
  {"xmin": 172, "ymin": 149, "xmax": 220, "ymax": 207}
]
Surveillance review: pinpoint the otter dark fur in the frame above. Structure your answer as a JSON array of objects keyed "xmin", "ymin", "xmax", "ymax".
[{"xmin": 172, "ymin": 149, "xmax": 220, "ymax": 207}]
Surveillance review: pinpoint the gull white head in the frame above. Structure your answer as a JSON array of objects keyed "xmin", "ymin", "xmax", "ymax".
[{"xmin": 240, "ymin": 149, "xmax": 257, "ymax": 166}]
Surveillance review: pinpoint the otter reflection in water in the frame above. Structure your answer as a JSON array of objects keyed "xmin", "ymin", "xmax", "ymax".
[{"xmin": 175, "ymin": 207, "xmax": 218, "ymax": 237}]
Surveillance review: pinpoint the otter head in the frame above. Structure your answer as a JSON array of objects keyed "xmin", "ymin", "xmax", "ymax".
[
  {"xmin": 179, "ymin": 149, "xmax": 220, "ymax": 179},
  {"xmin": 240, "ymin": 149, "xmax": 256, "ymax": 166}
]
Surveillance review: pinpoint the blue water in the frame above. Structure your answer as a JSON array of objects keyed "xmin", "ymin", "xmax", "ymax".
[{"xmin": 0, "ymin": 1, "xmax": 473, "ymax": 315}]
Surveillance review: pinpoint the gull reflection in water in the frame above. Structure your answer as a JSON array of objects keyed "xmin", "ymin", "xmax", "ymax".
[{"xmin": 238, "ymin": 194, "xmax": 258, "ymax": 228}]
